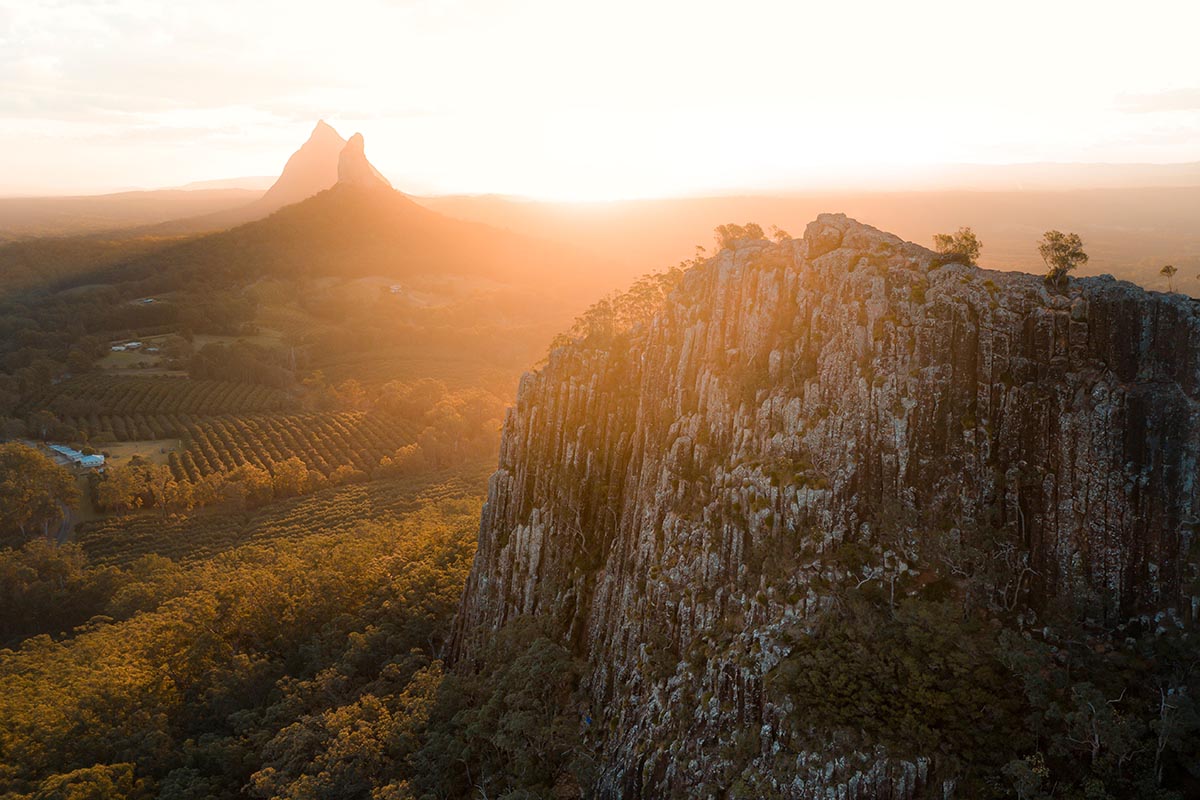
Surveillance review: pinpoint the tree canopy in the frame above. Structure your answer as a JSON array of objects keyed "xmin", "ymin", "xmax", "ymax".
[
  {"xmin": 1039, "ymin": 230, "xmax": 1088, "ymax": 285},
  {"xmin": 0, "ymin": 443, "xmax": 78, "ymax": 544},
  {"xmin": 932, "ymin": 227, "xmax": 982, "ymax": 265},
  {"xmin": 1161, "ymin": 264, "xmax": 1178, "ymax": 292},
  {"xmin": 715, "ymin": 222, "xmax": 765, "ymax": 250}
]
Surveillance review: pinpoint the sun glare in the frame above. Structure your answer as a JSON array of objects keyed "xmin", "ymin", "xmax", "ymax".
[
  {"xmin": 2, "ymin": 2, "xmax": 1200, "ymax": 799},
  {"xmin": 1, "ymin": 0, "xmax": 1198, "ymax": 197}
]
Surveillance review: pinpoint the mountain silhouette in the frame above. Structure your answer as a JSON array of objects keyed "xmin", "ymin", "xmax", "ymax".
[
  {"xmin": 132, "ymin": 121, "xmax": 394, "ymax": 235},
  {"xmin": 257, "ymin": 120, "xmax": 348, "ymax": 210},
  {"xmin": 337, "ymin": 133, "xmax": 392, "ymax": 190},
  {"xmin": 80, "ymin": 178, "xmax": 594, "ymax": 296}
]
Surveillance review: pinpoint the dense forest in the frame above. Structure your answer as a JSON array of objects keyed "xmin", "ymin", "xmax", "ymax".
[{"xmin": 0, "ymin": 498, "xmax": 590, "ymax": 799}]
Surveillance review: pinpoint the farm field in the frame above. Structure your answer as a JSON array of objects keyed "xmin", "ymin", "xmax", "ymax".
[
  {"xmin": 96, "ymin": 328, "xmax": 283, "ymax": 372},
  {"xmin": 26, "ymin": 374, "xmax": 295, "ymax": 418},
  {"xmin": 56, "ymin": 407, "xmax": 419, "ymax": 481},
  {"xmin": 65, "ymin": 413, "xmax": 192, "ymax": 442},
  {"xmin": 101, "ymin": 438, "xmax": 179, "ymax": 469},
  {"xmin": 191, "ymin": 329, "xmax": 282, "ymax": 349},
  {"xmin": 73, "ymin": 460, "xmax": 492, "ymax": 565},
  {"xmin": 167, "ymin": 409, "xmax": 419, "ymax": 481},
  {"xmin": 316, "ymin": 350, "xmax": 497, "ymax": 388},
  {"xmin": 96, "ymin": 348, "xmax": 172, "ymax": 371}
]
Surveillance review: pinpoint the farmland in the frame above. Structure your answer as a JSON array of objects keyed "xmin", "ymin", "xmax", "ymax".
[
  {"xmin": 74, "ymin": 461, "xmax": 491, "ymax": 565},
  {"xmin": 26, "ymin": 375, "xmax": 294, "ymax": 418},
  {"xmin": 167, "ymin": 410, "xmax": 419, "ymax": 481}
]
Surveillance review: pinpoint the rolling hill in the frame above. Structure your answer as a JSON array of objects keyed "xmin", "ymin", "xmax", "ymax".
[{"xmin": 0, "ymin": 188, "xmax": 263, "ymax": 242}]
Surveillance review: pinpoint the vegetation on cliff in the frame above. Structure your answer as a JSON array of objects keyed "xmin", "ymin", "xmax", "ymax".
[{"xmin": 767, "ymin": 536, "xmax": 1200, "ymax": 799}]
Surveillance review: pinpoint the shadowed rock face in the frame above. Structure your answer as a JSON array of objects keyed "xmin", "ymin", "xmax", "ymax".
[{"xmin": 453, "ymin": 214, "xmax": 1200, "ymax": 797}]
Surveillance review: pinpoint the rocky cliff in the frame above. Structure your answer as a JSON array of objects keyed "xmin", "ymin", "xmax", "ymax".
[{"xmin": 453, "ymin": 215, "xmax": 1200, "ymax": 797}]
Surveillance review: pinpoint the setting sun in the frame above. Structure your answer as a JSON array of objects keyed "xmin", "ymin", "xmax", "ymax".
[
  {"xmin": 3, "ymin": 0, "xmax": 1199, "ymax": 198},
  {"xmin": 1, "ymin": 3, "xmax": 1198, "ymax": 799}
]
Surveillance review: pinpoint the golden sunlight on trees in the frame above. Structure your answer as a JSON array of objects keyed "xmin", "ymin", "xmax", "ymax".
[
  {"xmin": 932, "ymin": 227, "xmax": 982, "ymax": 265},
  {"xmin": 714, "ymin": 223, "xmax": 765, "ymax": 250},
  {"xmin": 0, "ymin": 443, "xmax": 79, "ymax": 543},
  {"xmin": 270, "ymin": 456, "xmax": 310, "ymax": 498},
  {"xmin": 548, "ymin": 266, "xmax": 686, "ymax": 353},
  {"xmin": 0, "ymin": 499, "xmax": 481, "ymax": 800},
  {"xmin": 379, "ymin": 443, "xmax": 425, "ymax": 478},
  {"xmin": 26, "ymin": 762, "xmax": 145, "ymax": 799},
  {"xmin": 96, "ymin": 464, "xmax": 193, "ymax": 517},
  {"xmin": 95, "ymin": 464, "xmax": 147, "ymax": 514},
  {"xmin": 1039, "ymin": 230, "xmax": 1088, "ymax": 286}
]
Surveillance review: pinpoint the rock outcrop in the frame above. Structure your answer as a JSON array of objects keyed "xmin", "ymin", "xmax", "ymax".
[
  {"xmin": 453, "ymin": 214, "xmax": 1200, "ymax": 797},
  {"xmin": 336, "ymin": 133, "xmax": 392, "ymax": 190}
]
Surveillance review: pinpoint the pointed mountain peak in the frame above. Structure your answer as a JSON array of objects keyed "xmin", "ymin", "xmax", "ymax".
[
  {"xmin": 257, "ymin": 121, "xmax": 348, "ymax": 210},
  {"xmin": 337, "ymin": 133, "xmax": 393, "ymax": 190},
  {"xmin": 310, "ymin": 119, "xmax": 341, "ymax": 140}
]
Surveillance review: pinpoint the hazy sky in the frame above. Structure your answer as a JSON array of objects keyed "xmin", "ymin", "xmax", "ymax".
[{"xmin": 1, "ymin": 0, "xmax": 1198, "ymax": 199}]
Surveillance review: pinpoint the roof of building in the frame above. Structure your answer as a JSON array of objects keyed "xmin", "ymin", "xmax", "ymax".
[{"xmin": 48, "ymin": 444, "xmax": 105, "ymax": 466}]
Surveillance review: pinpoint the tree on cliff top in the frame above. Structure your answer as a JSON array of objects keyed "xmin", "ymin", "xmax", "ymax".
[
  {"xmin": 932, "ymin": 227, "xmax": 982, "ymax": 266},
  {"xmin": 714, "ymin": 223, "xmax": 764, "ymax": 250},
  {"xmin": 1160, "ymin": 264, "xmax": 1177, "ymax": 292},
  {"xmin": 547, "ymin": 265, "xmax": 685, "ymax": 354},
  {"xmin": 1039, "ymin": 231, "xmax": 1088, "ymax": 286}
]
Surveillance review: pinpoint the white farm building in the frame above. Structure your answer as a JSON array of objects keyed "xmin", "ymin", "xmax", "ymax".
[{"xmin": 49, "ymin": 444, "xmax": 105, "ymax": 468}]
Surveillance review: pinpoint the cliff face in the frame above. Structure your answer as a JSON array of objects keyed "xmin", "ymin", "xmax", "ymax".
[{"xmin": 454, "ymin": 215, "xmax": 1200, "ymax": 797}]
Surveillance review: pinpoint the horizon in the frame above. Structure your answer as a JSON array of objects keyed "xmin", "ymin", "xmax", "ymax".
[
  {"xmin": 3, "ymin": 0, "xmax": 1199, "ymax": 200},
  {"xmin": 4, "ymin": 147, "xmax": 1200, "ymax": 201}
]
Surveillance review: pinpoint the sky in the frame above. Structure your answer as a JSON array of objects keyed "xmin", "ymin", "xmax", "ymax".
[{"xmin": 1, "ymin": 0, "xmax": 1199, "ymax": 200}]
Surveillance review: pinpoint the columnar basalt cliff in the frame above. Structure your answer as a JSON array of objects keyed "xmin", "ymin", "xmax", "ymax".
[{"xmin": 454, "ymin": 215, "xmax": 1200, "ymax": 797}]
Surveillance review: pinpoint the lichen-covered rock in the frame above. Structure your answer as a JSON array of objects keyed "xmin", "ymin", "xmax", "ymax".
[{"xmin": 453, "ymin": 214, "xmax": 1200, "ymax": 798}]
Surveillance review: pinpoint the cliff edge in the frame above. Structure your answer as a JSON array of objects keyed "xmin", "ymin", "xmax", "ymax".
[{"xmin": 454, "ymin": 214, "xmax": 1200, "ymax": 797}]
